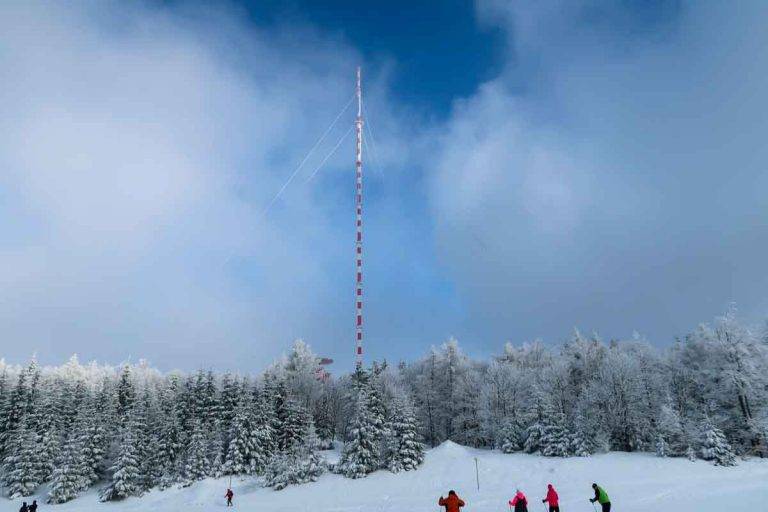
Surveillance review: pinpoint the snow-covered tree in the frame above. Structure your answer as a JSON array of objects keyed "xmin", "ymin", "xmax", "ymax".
[
  {"xmin": 248, "ymin": 393, "xmax": 276, "ymax": 475},
  {"xmin": 79, "ymin": 394, "xmax": 109, "ymax": 488},
  {"xmin": 154, "ymin": 380, "xmax": 183, "ymax": 488},
  {"xmin": 222, "ymin": 401, "xmax": 255, "ymax": 476},
  {"xmin": 100, "ymin": 406, "xmax": 145, "ymax": 501},
  {"xmin": 499, "ymin": 417, "xmax": 525, "ymax": 453},
  {"xmin": 181, "ymin": 419, "xmax": 210, "ymax": 484},
  {"xmin": 275, "ymin": 394, "xmax": 312, "ymax": 455},
  {"xmin": 115, "ymin": 365, "xmax": 135, "ymax": 424},
  {"xmin": 540, "ymin": 410, "xmax": 571, "ymax": 457},
  {"xmin": 338, "ymin": 385, "xmax": 381, "ymax": 478},
  {"xmin": 2, "ymin": 424, "xmax": 41, "ymax": 497},
  {"xmin": 655, "ymin": 403, "xmax": 687, "ymax": 457},
  {"xmin": 700, "ymin": 421, "xmax": 737, "ymax": 466},
  {"xmin": 48, "ymin": 429, "xmax": 86, "ymax": 504},
  {"xmin": 0, "ymin": 313, "xmax": 765, "ymax": 505},
  {"xmin": 263, "ymin": 423, "xmax": 325, "ymax": 490},
  {"xmin": 384, "ymin": 397, "xmax": 424, "ymax": 472}
]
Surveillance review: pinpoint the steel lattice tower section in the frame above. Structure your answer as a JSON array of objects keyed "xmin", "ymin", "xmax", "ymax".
[{"xmin": 354, "ymin": 67, "xmax": 364, "ymax": 369}]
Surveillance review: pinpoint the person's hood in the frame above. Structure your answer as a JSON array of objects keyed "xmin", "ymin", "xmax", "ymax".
[{"xmin": 516, "ymin": 491, "xmax": 526, "ymax": 498}]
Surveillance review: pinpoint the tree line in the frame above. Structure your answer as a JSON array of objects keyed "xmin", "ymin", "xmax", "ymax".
[{"xmin": 0, "ymin": 307, "xmax": 765, "ymax": 503}]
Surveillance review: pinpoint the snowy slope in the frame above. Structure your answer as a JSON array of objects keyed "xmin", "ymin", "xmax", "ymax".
[{"xmin": 4, "ymin": 442, "xmax": 767, "ymax": 512}]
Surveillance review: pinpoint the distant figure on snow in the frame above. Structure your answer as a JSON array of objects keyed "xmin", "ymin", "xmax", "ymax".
[
  {"xmin": 509, "ymin": 489, "xmax": 528, "ymax": 512},
  {"xmin": 29, "ymin": 500, "xmax": 38, "ymax": 512},
  {"xmin": 225, "ymin": 487, "xmax": 234, "ymax": 507},
  {"xmin": 19, "ymin": 502, "xmax": 28, "ymax": 512},
  {"xmin": 590, "ymin": 483, "xmax": 611, "ymax": 512},
  {"xmin": 542, "ymin": 484, "xmax": 559, "ymax": 512},
  {"xmin": 439, "ymin": 490, "xmax": 465, "ymax": 512}
]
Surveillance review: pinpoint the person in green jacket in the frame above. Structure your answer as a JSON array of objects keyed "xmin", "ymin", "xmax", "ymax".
[{"xmin": 590, "ymin": 483, "xmax": 611, "ymax": 512}]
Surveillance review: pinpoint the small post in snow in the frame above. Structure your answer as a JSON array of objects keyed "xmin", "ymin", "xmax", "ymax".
[{"xmin": 474, "ymin": 457, "xmax": 479, "ymax": 491}]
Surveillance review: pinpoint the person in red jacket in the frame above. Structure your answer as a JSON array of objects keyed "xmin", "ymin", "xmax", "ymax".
[
  {"xmin": 509, "ymin": 489, "xmax": 528, "ymax": 512},
  {"xmin": 542, "ymin": 484, "xmax": 559, "ymax": 512},
  {"xmin": 439, "ymin": 490, "xmax": 465, "ymax": 512},
  {"xmin": 225, "ymin": 488, "xmax": 234, "ymax": 507}
]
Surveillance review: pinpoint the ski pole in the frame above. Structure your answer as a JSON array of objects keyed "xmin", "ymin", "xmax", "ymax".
[
  {"xmin": 591, "ymin": 501, "xmax": 597, "ymax": 512},
  {"xmin": 475, "ymin": 457, "xmax": 480, "ymax": 491}
]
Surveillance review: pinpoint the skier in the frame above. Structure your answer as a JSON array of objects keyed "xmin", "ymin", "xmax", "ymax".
[
  {"xmin": 509, "ymin": 489, "xmax": 528, "ymax": 512},
  {"xmin": 589, "ymin": 483, "xmax": 611, "ymax": 512},
  {"xmin": 438, "ymin": 490, "xmax": 465, "ymax": 512},
  {"xmin": 19, "ymin": 502, "xmax": 28, "ymax": 512},
  {"xmin": 29, "ymin": 501, "xmax": 37, "ymax": 512},
  {"xmin": 225, "ymin": 487, "xmax": 234, "ymax": 507},
  {"xmin": 542, "ymin": 484, "xmax": 559, "ymax": 512}
]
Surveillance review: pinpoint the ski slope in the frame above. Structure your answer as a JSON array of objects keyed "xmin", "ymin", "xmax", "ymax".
[{"xmin": 3, "ymin": 441, "xmax": 767, "ymax": 512}]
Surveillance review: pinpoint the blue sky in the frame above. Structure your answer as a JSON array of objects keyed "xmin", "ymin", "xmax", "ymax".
[{"xmin": 0, "ymin": 0, "xmax": 766, "ymax": 372}]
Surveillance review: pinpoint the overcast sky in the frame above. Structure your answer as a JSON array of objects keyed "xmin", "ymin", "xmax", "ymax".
[{"xmin": 1, "ymin": 0, "xmax": 766, "ymax": 372}]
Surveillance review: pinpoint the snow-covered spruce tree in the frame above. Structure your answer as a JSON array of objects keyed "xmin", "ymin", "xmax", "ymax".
[
  {"xmin": 540, "ymin": 409, "xmax": 571, "ymax": 457},
  {"xmin": 2, "ymin": 424, "xmax": 41, "ymax": 497},
  {"xmin": 222, "ymin": 401, "xmax": 254, "ymax": 476},
  {"xmin": 569, "ymin": 428, "xmax": 592, "ymax": 457},
  {"xmin": 656, "ymin": 434, "xmax": 669, "ymax": 457},
  {"xmin": 200, "ymin": 371, "xmax": 219, "ymax": 430},
  {"xmin": 181, "ymin": 419, "xmax": 210, "ymax": 485},
  {"xmin": 276, "ymin": 396, "xmax": 312, "ymax": 455},
  {"xmin": 655, "ymin": 403, "xmax": 686, "ymax": 457},
  {"xmin": 263, "ymin": 381, "xmax": 322, "ymax": 490},
  {"xmin": 384, "ymin": 397, "xmax": 424, "ymax": 473},
  {"xmin": 263, "ymin": 422, "xmax": 325, "ymax": 490},
  {"xmin": 25, "ymin": 388, "xmax": 61, "ymax": 486},
  {"xmin": 700, "ymin": 421, "xmax": 737, "ymax": 466},
  {"xmin": 0, "ymin": 360, "xmax": 39, "ymax": 459},
  {"xmin": 48, "ymin": 428, "xmax": 86, "ymax": 504},
  {"xmin": 248, "ymin": 392, "xmax": 276, "ymax": 475},
  {"xmin": 337, "ymin": 385, "xmax": 381, "ymax": 478},
  {"xmin": 137, "ymin": 391, "xmax": 161, "ymax": 490},
  {"xmin": 79, "ymin": 390, "xmax": 110, "ymax": 489},
  {"xmin": 207, "ymin": 423, "xmax": 225, "ymax": 479},
  {"xmin": 314, "ymin": 392, "xmax": 336, "ymax": 448},
  {"xmin": 218, "ymin": 373, "xmax": 240, "ymax": 450},
  {"xmin": 523, "ymin": 422, "xmax": 545, "ymax": 454},
  {"xmin": 100, "ymin": 405, "xmax": 146, "ymax": 501},
  {"xmin": 154, "ymin": 381, "xmax": 184, "ymax": 488},
  {"xmin": 115, "ymin": 364, "xmax": 136, "ymax": 425},
  {"xmin": 499, "ymin": 417, "xmax": 524, "ymax": 453}
]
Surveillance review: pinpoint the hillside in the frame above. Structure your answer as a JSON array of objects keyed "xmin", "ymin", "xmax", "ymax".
[{"xmin": 3, "ymin": 441, "xmax": 767, "ymax": 512}]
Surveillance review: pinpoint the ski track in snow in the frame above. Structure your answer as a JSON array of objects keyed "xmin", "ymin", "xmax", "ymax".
[{"xmin": 3, "ymin": 442, "xmax": 767, "ymax": 512}]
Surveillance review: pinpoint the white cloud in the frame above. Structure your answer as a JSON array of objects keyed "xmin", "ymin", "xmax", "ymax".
[
  {"xmin": 427, "ymin": 0, "xmax": 768, "ymax": 345},
  {"xmin": 0, "ymin": 0, "xmax": 367, "ymax": 370}
]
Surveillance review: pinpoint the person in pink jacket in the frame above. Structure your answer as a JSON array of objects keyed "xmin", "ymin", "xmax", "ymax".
[
  {"xmin": 542, "ymin": 484, "xmax": 559, "ymax": 512},
  {"xmin": 509, "ymin": 490, "xmax": 528, "ymax": 512}
]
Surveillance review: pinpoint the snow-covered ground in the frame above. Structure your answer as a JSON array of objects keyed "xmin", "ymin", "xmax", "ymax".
[{"xmin": 3, "ymin": 442, "xmax": 767, "ymax": 512}]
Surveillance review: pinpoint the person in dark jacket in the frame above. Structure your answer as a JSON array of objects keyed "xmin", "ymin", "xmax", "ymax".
[
  {"xmin": 589, "ymin": 483, "xmax": 611, "ymax": 512},
  {"xmin": 225, "ymin": 488, "xmax": 234, "ymax": 507},
  {"xmin": 28, "ymin": 500, "xmax": 37, "ymax": 512},
  {"xmin": 19, "ymin": 502, "xmax": 28, "ymax": 512},
  {"xmin": 509, "ymin": 489, "xmax": 528, "ymax": 512},
  {"xmin": 439, "ymin": 490, "xmax": 465, "ymax": 512}
]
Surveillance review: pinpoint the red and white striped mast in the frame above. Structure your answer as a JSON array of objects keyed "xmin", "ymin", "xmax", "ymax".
[{"xmin": 354, "ymin": 66, "xmax": 364, "ymax": 370}]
